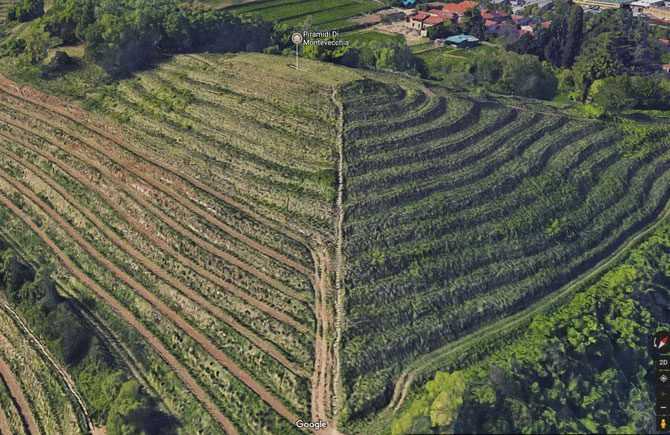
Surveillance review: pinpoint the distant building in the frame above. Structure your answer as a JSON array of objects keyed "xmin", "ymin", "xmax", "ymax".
[
  {"xmin": 573, "ymin": 0, "xmax": 634, "ymax": 9},
  {"xmin": 647, "ymin": 5, "xmax": 670, "ymax": 20},
  {"xmin": 631, "ymin": 0, "xmax": 665, "ymax": 14},
  {"xmin": 445, "ymin": 34, "xmax": 481, "ymax": 47},
  {"xmin": 662, "ymin": 63, "xmax": 670, "ymax": 74},
  {"xmin": 443, "ymin": 0, "xmax": 479, "ymax": 19},
  {"xmin": 409, "ymin": 11, "xmax": 431, "ymax": 30}
]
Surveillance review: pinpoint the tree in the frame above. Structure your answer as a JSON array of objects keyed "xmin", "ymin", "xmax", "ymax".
[
  {"xmin": 572, "ymin": 32, "xmax": 626, "ymax": 100},
  {"xmin": 8, "ymin": 0, "xmax": 44, "ymax": 22},
  {"xmin": 499, "ymin": 54, "xmax": 558, "ymax": 99},
  {"xmin": 561, "ymin": 4, "xmax": 583, "ymax": 67},
  {"xmin": 461, "ymin": 8, "xmax": 485, "ymax": 40},
  {"xmin": 429, "ymin": 371, "xmax": 466, "ymax": 429}
]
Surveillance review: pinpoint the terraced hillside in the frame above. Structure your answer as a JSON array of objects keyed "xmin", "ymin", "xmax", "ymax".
[
  {"xmin": 0, "ymin": 54, "xmax": 359, "ymax": 434},
  {"xmin": 0, "ymin": 302, "xmax": 89, "ymax": 435},
  {"xmin": 339, "ymin": 79, "xmax": 670, "ymax": 422},
  {"xmin": 228, "ymin": 0, "xmax": 380, "ymax": 30},
  {"xmin": 0, "ymin": 0, "xmax": 13, "ymax": 22}
]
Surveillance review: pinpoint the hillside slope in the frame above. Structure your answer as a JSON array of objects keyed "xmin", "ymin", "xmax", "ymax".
[
  {"xmin": 0, "ymin": 53, "xmax": 359, "ymax": 434},
  {"xmin": 338, "ymin": 78, "xmax": 670, "ymax": 424}
]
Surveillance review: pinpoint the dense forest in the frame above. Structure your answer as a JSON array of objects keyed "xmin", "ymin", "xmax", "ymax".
[{"xmin": 392, "ymin": 216, "xmax": 670, "ymax": 434}]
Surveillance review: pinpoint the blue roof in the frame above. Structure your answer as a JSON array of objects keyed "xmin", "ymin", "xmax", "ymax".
[
  {"xmin": 402, "ymin": 0, "xmax": 416, "ymax": 5},
  {"xmin": 445, "ymin": 34, "xmax": 480, "ymax": 43}
]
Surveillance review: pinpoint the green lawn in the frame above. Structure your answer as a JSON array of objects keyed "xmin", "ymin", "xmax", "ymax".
[
  {"xmin": 417, "ymin": 44, "xmax": 500, "ymax": 81},
  {"xmin": 344, "ymin": 30, "xmax": 404, "ymax": 45}
]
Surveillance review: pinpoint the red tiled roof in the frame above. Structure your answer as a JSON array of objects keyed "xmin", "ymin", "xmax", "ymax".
[
  {"xmin": 659, "ymin": 38, "xmax": 670, "ymax": 46},
  {"xmin": 412, "ymin": 11, "xmax": 431, "ymax": 20},
  {"xmin": 428, "ymin": 8, "xmax": 448, "ymax": 16},
  {"xmin": 541, "ymin": 20, "xmax": 552, "ymax": 29},
  {"xmin": 425, "ymin": 15, "xmax": 447, "ymax": 25},
  {"xmin": 443, "ymin": 1, "xmax": 478, "ymax": 15}
]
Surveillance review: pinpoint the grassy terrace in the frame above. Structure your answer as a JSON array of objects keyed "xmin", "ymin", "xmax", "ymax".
[
  {"xmin": 0, "ymin": 54, "xmax": 360, "ymax": 433},
  {"xmin": 0, "ymin": 304, "xmax": 86, "ymax": 434},
  {"xmin": 338, "ymin": 78, "xmax": 670, "ymax": 423},
  {"xmin": 228, "ymin": 0, "xmax": 380, "ymax": 30}
]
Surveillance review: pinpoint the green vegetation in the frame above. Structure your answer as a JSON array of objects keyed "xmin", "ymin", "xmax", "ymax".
[
  {"xmin": 338, "ymin": 77, "xmax": 670, "ymax": 426},
  {"xmin": 229, "ymin": 0, "xmax": 380, "ymax": 31},
  {"xmin": 344, "ymin": 31, "xmax": 403, "ymax": 45},
  {"xmin": 0, "ymin": 52, "xmax": 362, "ymax": 434},
  {"xmin": 7, "ymin": 0, "xmax": 43, "ymax": 22},
  {"xmin": 393, "ymin": 214, "xmax": 670, "ymax": 433}
]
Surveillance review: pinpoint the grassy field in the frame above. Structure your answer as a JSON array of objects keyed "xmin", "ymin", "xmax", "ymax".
[
  {"xmin": 229, "ymin": 0, "xmax": 380, "ymax": 30},
  {"xmin": 417, "ymin": 44, "xmax": 501, "ymax": 82},
  {"xmin": 0, "ymin": 53, "xmax": 361, "ymax": 434},
  {"xmin": 337, "ymin": 78, "xmax": 670, "ymax": 425},
  {"xmin": 344, "ymin": 30, "xmax": 404, "ymax": 45}
]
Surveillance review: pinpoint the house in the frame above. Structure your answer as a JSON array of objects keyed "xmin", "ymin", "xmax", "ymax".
[
  {"xmin": 647, "ymin": 6, "xmax": 670, "ymax": 20},
  {"xmin": 481, "ymin": 8, "xmax": 510, "ymax": 22},
  {"xmin": 442, "ymin": 0, "xmax": 479, "ymax": 21},
  {"xmin": 631, "ymin": 0, "xmax": 665, "ymax": 14},
  {"xmin": 662, "ymin": 64, "xmax": 670, "ymax": 74},
  {"xmin": 445, "ymin": 34, "xmax": 480, "ymax": 47},
  {"xmin": 573, "ymin": 0, "xmax": 634, "ymax": 9},
  {"xmin": 659, "ymin": 38, "xmax": 670, "ymax": 49},
  {"xmin": 422, "ymin": 14, "xmax": 449, "ymax": 36},
  {"xmin": 409, "ymin": 11, "xmax": 431, "ymax": 30},
  {"xmin": 402, "ymin": 0, "xmax": 417, "ymax": 7}
]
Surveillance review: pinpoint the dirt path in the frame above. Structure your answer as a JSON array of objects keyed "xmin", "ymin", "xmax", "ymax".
[
  {"xmin": 308, "ymin": 87, "xmax": 346, "ymax": 435},
  {"xmin": 0, "ymin": 114, "xmax": 310, "ymax": 325},
  {"xmin": 0, "ymin": 356, "xmax": 41, "ymax": 435},
  {"xmin": 1, "ymin": 303, "xmax": 95, "ymax": 433},
  {"xmin": 0, "ymin": 109, "xmax": 311, "ymax": 302},
  {"xmin": 0, "ymin": 147, "xmax": 308, "ymax": 376},
  {"xmin": 0, "ymin": 191, "xmax": 240, "ymax": 435},
  {"xmin": 331, "ymin": 87, "xmax": 346, "ymax": 424},
  {"xmin": 0, "ymin": 405, "xmax": 11, "ymax": 435},
  {"xmin": 0, "ymin": 92, "xmax": 312, "ymax": 276},
  {"xmin": 0, "ymin": 174, "xmax": 300, "ymax": 427},
  {"xmin": 0, "ymin": 79, "xmax": 312, "ymax": 272}
]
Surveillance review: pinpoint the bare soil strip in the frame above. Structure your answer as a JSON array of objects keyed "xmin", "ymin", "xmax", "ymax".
[
  {"xmin": 0, "ymin": 177, "xmax": 300, "ymax": 426},
  {"xmin": 0, "ymin": 404, "xmax": 11, "ymax": 435},
  {"xmin": 332, "ymin": 87, "xmax": 346, "ymax": 423},
  {"xmin": 0, "ymin": 356, "xmax": 42, "ymax": 435},
  {"xmin": 0, "ymin": 147, "xmax": 308, "ymax": 375},
  {"xmin": 1, "ymin": 303, "xmax": 94, "ymax": 433},
  {"xmin": 0, "ymin": 78, "xmax": 312, "ymax": 273},
  {"xmin": 310, "ymin": 87, "xmax": 346, "ymax": 435},
  {"xmin": 0, "ymin": 115, "xmax": 310, "ymax": 326},
  {"xmin": 0, "ymin": 192, "xmax": 240, "ymax": 435}
]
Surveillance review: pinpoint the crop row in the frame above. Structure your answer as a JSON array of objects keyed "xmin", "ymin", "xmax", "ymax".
[
  {"xmin": 0, "ymin": 102, "xmax": 314, "ymax": 330},
  {"xmin": 0, "ymin": 183, "xmax": 301, "ymax": 435},
  {"xmin": 0, "ymin": 306, "xmax": 85, "ymax": 435},
  {"xmin": 0, "ymin": 68, "xmax": 323, "ymax": 432},
  {"xmin": 338, "ymin": 79, "xmax": 670, "ymax": 419}
]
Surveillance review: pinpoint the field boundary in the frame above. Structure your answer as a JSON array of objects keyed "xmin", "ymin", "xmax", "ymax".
[{"xmin": 332, "ymin": 86, "xmax": 346, "ymax": 424}]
